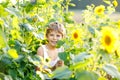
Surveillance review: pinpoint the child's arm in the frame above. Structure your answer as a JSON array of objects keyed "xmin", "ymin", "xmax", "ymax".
[
  {"xmin": 37, "ymin": 47, "xmax": 44, "ymax": 57},
  {"xmin": 36, "ymin": 47, "xmax": 44, "ymax": 71},
  {"xmin": 55, "ymin": 60, "xmax": 64, "ymax": 67}
]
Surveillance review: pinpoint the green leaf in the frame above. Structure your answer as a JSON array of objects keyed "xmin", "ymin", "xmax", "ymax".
[
  {"xmin": 0, "ymin": 54, "xmax": 12, "ymax": 73},
  {"xmin": 0, "ymin": 30, "xmax": 6, "ymax": 49},
  {"xmin": 53, "ymin": 4, "xmax": 60, "ymax": 11},
  {"xmin": 58, "ymin": 52, "xmax": 70, "ymax": 66},
  {"xmin": 4, "ymin": 75, "xmax": 13, "ymax": 80},
  {"xmin": 0, "ymin": 5, "xmax": 8, "ymax": 17},
  {"xmin": 25, "ymin": 3, "xmax": 34, "ymax": 13},
  {"xmin": 70, "ymin": 60, "xmax": 89, "ymax": 70},
  {"xmin": 52, "ymin": 66, "xmax": 72, "ymax": 79},
  {"xmin": 69, "ymin": 3, "xmax": 76, "ymax": 7},
  {"xmin": 0, "ymin": 1, "xmax": 9, "ymax": 8},
  {"xmin": 14, "ymin": 40, "xmax": 22, "ymax": 52},
  {"xmin": 17, "ymin": 69, "xmax": 24, "ymax": 78},
  {"xmin": 75, "ymin": 70, "xmax": 99, "ymax": 80},
  {"xmin": 0, "ymin": 72, "xmax": 5, "ymax": 79},
  {"xmin": 64, "ymin": 13, "xmax": 74, "ymax": 23},
  {"xmin": 8, "ymin": 69, "xmax": 17, "ymax": 79},
  {"xmin": 5, "ymin": 7, "xmax": 22, "ymax": 17},
  {"xmin": 98, "ymin": 77, "xmax": 106, "ymax": 80},
  {"xmin": 58, "ymin": 52, "xmax": 68, "ymax": 61},
  {"xmin": 0, "ymin": 72, "xmax": 13, "ymax": 80},
  {"xmin": 73, "ymin": 52, "xmax": 93, "ymax": 63},
  {"xmin": 88, "ymin": 26, "xmax": 95, "ymax": 36},
  {"xmin": 56, "ymin": 40, "xmax": 65, "ymax": 48},
  {"xmin": 32, "ymin": 32, "xmax": 44, "ymax": 39},
  {"xmin": 103, "ymin": 64, "xmax": 120, "ymax": 79},
  {"xmin": 103, "ymin": 0, "xmax": 111, "ymax": 4},
  {"xmin": 22, "ymin": 23, "xmax": 34, "ymax": 31}
]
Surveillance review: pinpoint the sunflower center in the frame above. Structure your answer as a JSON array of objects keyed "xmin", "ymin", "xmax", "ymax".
[
  {"xmin": 105, "ymin": 35, "xmax": 111, "ymax": 45},
  {"xmin": 74, "ymin": 32, "xmax": 78, "ymax": 39},
  {"xmin": 14, "ymin": 32, "xmax": 17, "ymax": 35},
  {"xmin": 98, "ymin": 8, "xmax": 102, "ymax": 13}
]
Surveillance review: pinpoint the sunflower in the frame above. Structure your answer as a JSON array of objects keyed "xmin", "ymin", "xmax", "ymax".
[
  {"xmin": 94, "ymin": 5, "xmax": 105, "ymax": 15},
  {"xmin": 112, "ymin": 0, "xmax": 118, "ymax": 7},
  {"xmin": 11, "ymin": 29, "xmax": 20, "ymax": 39},
  {"xmin": 71, "ymin": 29, "xmax": 82, "ymax": 43},
  {"xmin": 12, "ymin": 17, "xmax": 20, "ymax": 30},
  {"xmin": 8, "ymin": 49, "xmax": 19, "ymax": 59},
  {"xmin": 101, "ymin": 27, "xmax": 118, "ymax": 53}
]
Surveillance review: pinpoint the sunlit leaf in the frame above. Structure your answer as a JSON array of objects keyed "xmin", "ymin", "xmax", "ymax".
[
  {"xmin": 12, "ymin": 16, "xmax": 20, "ymax": 30},
  {"xmin": 73, "ymin": 52, "xmax": 93, "ymax": 63},
  {"xmin": 32, "ymin": 32, "xmax": 44, "ymax": 39},
  {"xmin": 10, "ymin": 0, "xmax": 17, "ymax": 5},
  {"xmin": 52, "ymin": 66, "xmax": 72, "ymax": 79},
  {"xmin": 4, "ymin": 75, "xmax": 13, "ymax": 80},
  {"xmin": 70, "ymin": 60, "xmax": 89, "ymax": 70},
  {"xmin": 0, "ymin": 30, "xmax": 6, "ymax": 49},
  {"xmin": 98, "ymin": 77, "xmax": 107, "ymax": 80},
  {"xmin": 0, "ymin": 5, "xmax": 8, "ymax": 17},
  {"xmin": 69, "ymin": 3, "xmax": 76, "ymax": 7},
  {"xmin": 36, "ymin": 15, "xmax": 44, "ymax": 22},
  {"xmin": 56, "ymin": 40, "xmax": 65, "ymax": 48},
  {"xmin": 88, "ymin": 26, "xmax": 95, "ymax": 36},
  {"xmin": 75, "ymin": 70, "xmax": 99, "ymax": 80},
  {"xmin": 22, "ymin": 23, "xmax": 34, "ymax": 31},
  {"xmin": 103, "ymin": 64, "xmax": 120, "ymax": 79},
  {"xmin": 103, "ymin": 0, "xmax": 111, "ymax": 4},
  {"xmin": 5, "ymin": 7, "xmax": 22, "ymax": 17}
]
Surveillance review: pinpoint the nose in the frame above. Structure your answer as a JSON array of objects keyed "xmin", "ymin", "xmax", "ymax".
[{"xmin": 53, "ymin": 35, "xmax": 57, "ymax": 40}]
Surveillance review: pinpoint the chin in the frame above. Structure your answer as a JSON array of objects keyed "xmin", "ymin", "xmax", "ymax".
[
  {"xmin": 51, "ymin": 44, "xmax": 56, "ymax": 47},
  {"xmin": 50, "ymin": 44, "xmax": 57, "ymax": 47}
]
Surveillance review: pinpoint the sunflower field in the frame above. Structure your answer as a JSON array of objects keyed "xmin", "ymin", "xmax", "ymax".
[{"xmin": 0, "ymin": 0, "xmax": 120, "ymax": 80}]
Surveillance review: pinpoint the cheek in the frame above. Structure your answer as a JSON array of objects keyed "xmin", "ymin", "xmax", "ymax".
[{"xmin": 58, "ymin": 36, "xmax": 62, "ymax": 40}]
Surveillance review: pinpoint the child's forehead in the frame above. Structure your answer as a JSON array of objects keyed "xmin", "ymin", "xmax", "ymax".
[{"xmin": 48, "ymin": 30, "xmax": 62, "ymax": 34}]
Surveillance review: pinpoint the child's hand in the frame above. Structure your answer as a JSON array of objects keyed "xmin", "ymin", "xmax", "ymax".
[
  {"xmin": 55, "ymin": 60, "xmax": 64, "ymax": 67},
  {"xmin": 36, "ymin": 67, "xmax": 40, "ymax": 71},
  {"xmin": 50, "ymin": 60, "xmax": 64, "ymax": 71}
]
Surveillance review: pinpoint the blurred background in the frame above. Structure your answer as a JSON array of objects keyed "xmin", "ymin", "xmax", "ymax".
[{"xmin": 69, "ymin": 0, "xmax": 120, "ymax": 23}]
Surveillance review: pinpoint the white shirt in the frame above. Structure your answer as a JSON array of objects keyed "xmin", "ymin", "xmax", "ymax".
[{"xmin": 41, "ymin": 45, "xmax": 63, "ymax": 68}]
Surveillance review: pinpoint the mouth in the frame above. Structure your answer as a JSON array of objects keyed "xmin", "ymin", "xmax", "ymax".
[{"xmin": 51, "ymin": 41, "xmax": 57, "ymax": 44}]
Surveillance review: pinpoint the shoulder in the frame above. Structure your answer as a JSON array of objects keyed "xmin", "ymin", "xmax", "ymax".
[{"xmin": 37, "ymin": 46, "xmax": 44, "ymax": 57}]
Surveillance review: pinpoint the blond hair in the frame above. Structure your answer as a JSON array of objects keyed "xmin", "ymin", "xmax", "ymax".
[{"xmin": 46, "ymin": 22, "xmax": 66, "ymax": 37}]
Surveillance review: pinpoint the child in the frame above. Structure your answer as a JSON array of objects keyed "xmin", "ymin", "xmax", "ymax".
[{"xmin": 37, "ymin": 21, "xmax": 66, "ymax": 72}]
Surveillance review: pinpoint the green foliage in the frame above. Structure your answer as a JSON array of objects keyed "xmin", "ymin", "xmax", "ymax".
[
  {"xmin": 52, "ymin": 66, "xmax": 72, "ymax": 79},
  {"xmin": 0, "ymin": 0, "xmax": 120, "ymax": 80},
  {"xmin": 75, "ymin": 70, "xmax": 99, "ymax": 80},
  {"xmin": 56, "ymin": 40, "xmax": 65, "ymax": 48},
  {"xmin": 103, "ymin": 64, "xmax": 120, "ymax": 79},
  {"xmin": 0, "ymin": 0, "xmax": 75, "ymax": 79}
]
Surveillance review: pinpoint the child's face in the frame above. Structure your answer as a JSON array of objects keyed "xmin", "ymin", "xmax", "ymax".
[{"xmin": 46, "ymin": 30, "xmax": 63, "ymax": 47}]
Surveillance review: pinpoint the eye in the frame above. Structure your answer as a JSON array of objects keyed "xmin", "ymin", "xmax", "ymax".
[
  {"xmin": 49, "ymin": 34, "xmax": 54, "ymax": 36},
  {"xmin": 57, "ymin": 34, "xmax": 61, "ymax": 37}
]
